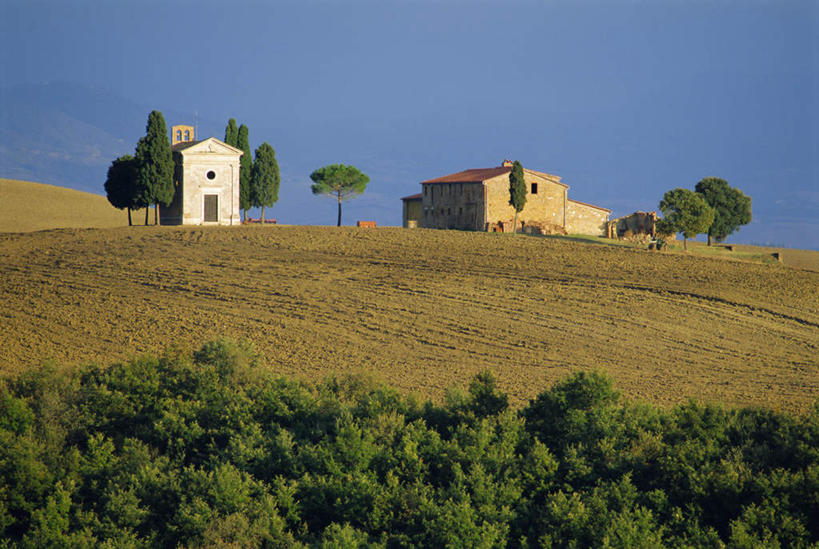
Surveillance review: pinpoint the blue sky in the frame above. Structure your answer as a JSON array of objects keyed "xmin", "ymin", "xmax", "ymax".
[{"xmin": 2, "ymin": 0, "xmax": 817, "ymax": 248}]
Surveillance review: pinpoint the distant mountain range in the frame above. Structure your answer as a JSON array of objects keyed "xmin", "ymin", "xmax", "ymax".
[{"xmin": 0, "ymin": 82, "xmax": 188, "ymax": 194}]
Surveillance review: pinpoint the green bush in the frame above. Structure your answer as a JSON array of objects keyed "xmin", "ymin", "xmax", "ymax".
[{"xmin": 0, "ymin": 340, "xmax": 816, "ymax": 547}]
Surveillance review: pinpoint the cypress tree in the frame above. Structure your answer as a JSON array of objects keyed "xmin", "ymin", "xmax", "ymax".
[
  {"xmin": 508, "ymin": 160, "xmax": 526, "ymax": 233},
  {"xmin": 134, "ymin": 110, "xmax": 174, "ymax": 225},
  {"xmin": 224, "ymin": 118, "xmax": 238, "ymax": 147},
  {"xmin": 250, "ymin": 142, "xmax": 280, "ymax": 223},
  {"xmin": 237, "ymin": 124, "xmax": 253, "ymax": 220}
]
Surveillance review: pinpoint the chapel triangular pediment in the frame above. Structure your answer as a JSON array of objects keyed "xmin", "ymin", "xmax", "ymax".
[{"xmin": 177, "ymin": 137, "xmax": 243, "ymax": 156}]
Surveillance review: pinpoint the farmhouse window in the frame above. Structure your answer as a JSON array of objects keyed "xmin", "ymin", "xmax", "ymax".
[
  {"xmin": 531, "ymin": 183, "xmax": 538, "ymax": 194},
  {"xmin": 206, "ymin": 170, "xmax": 216, "ymax": 180},
  {"xmin": 204, "ymin": 195, "xmax": 218, "ymax": 222}
]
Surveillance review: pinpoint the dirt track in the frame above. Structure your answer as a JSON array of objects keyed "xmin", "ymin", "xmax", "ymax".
[{"xmin": 1, "ymin": 226, "xmax": 817, "ymax": 412}]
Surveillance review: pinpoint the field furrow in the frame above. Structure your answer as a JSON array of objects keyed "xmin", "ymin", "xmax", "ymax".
[{"xmin": 1, "ymin": 226, "xmax": 817, "ymax": 413}]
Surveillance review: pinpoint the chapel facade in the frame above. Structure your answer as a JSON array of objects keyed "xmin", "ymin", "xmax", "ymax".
[{"xmin": 159, "ymin": 126, "xmax": 243, "ymax": 226}]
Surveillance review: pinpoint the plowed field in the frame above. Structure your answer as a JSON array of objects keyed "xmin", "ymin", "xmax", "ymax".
[{"xmin": 1, "ymin": 226, "xmax": 817, "ymax": 413}]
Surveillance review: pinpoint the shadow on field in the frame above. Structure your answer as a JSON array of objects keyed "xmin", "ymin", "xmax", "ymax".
[{"xmin": 534, "ymin": 234, "xmax": 639, "ymax": 250}]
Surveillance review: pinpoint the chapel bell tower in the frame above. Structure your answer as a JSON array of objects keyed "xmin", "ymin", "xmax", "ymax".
[{"xmin": 171, "ymin": 124, "xmax": 195, "ymax": 146}]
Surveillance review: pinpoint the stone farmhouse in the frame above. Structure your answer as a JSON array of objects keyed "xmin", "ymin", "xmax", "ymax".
[
  {"xmin": 159, "ymin": 125, "xmax": 243, "ymax": 226},
  {"xmin": 401, "ymin": 160, "xmax": 610, "ymax": 236}
]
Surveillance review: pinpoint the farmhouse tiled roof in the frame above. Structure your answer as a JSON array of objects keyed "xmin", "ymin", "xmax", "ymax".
[
  {"xmin": 401, "ymin": 193, "xmax": 423, "ymax": 200},
  {"xmin": 421, "ymin": 167, "xmax": 510, "ymax": 184},
  {"xmin": 525, "ymin": 169, "xmax": 566, "ymax": 187},
  {"xmin": 421, "ymin": 165, "xmax": 567, "ymax": 187}
]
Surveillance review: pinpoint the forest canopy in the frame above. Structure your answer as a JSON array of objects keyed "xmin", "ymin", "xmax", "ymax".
[{"xmin": 1, "ymin": 340, "xmax": 817, "ymax": 547}]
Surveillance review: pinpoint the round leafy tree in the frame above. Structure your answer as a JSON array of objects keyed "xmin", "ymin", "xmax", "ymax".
[
  {"xmin": 694, "ymin": 177, "xmax": 752, "ymax": 245},
  {"xmin": 104, "ymin": 154, "xmax": 142, "ymax": 226},
  {"xmin": 659, "ymin": 188, "xmax": 715, "ymax": 250}
]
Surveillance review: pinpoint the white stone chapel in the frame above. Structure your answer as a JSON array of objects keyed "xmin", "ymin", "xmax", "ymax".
[{"xmin": 159, "ymin": 125, "xmax": 243, "ymax": 226}]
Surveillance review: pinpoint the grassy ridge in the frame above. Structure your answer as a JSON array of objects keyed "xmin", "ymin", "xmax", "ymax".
[
  {"xmin": 0, "ymin": 178, "xmax": 137, "ymax": 232},
  {"xmin": 1, "ymin": 225, "xmax": 816, "ymax": 413}
]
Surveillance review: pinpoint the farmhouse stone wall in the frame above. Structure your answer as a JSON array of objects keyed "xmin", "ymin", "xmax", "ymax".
[
  {"xmin": 483, "ymin": 171, "xmax": 567, "ymax": 230},
  {"xmin": 565, "ymin": 200, "xmax": 609, "ymax": 236},
  {"xmin": 408, "ymin": 161, "xmax": 609, "ymax": 236},
  {"xmin": 421, "ymin": 182, "xmax": 484, "ymax": 230}
]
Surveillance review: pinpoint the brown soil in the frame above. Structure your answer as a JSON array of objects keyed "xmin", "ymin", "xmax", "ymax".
[{"xmin": 1, "ymin": 225, "xmax": 817, "ymax": 413}]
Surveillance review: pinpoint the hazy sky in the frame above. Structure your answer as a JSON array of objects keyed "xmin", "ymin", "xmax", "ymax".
[{"xmin": 2, "ymin": 0, "xmax": 817, "ymax": 248}]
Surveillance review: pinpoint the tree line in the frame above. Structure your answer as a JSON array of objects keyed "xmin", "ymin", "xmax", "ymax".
[
  {"xmin": 658, "ymin": 178, "xmax": 752, "ymax": 249},
  {"xmin": 1, "ymin": 339, "xmax": 816, "ymax": 547},
  {"xmin": 105, "ymin": 112, "xmax": 281, "ymax": 225}
]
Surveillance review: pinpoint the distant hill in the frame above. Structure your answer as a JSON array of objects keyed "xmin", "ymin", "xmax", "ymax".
[
  {"xmin": 0, "ymin": 178, "xmax": 136, "ymax": 232},
  {"xmin": 0, "ymin": 82, "xmax": 198, "ymax": 195},
  {"xmin": 0, "ymin": 83, "xmax": 147, "ymax": 194}
]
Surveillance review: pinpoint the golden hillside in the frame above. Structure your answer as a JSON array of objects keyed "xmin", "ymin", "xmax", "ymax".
[
  {"xmin": 0, "ymin": 178, "xmax": 141, "ymax": 232},
  {"xmin": 1, "ymin": 225, "xmax": 816, "ymax": 413}
]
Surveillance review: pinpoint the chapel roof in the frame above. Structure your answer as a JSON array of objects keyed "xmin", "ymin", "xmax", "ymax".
[
  {"xmin": 172, "ymin": 137, "xmax": 243, "ymax": 155},
  {"xmin": 172, "ymin": 140, "xmax": 204, "ymax": 152}
]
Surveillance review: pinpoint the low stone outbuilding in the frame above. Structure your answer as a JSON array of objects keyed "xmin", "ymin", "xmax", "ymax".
[
  {"xmin": 402, "ymin": 160, "xmax": 610, "ymax": 236},
  {"xmin": 566, "ymin": 199, "xmax": 612, "ymax": 236},
  {"xmin": 159, "ymin": 136, "xmax": 243, "ymax": 226},
  {"xmin": 607, "ymin": 211, "xmax": 658, "ymax": 239},
  {"xmin": 401, "ymin": 193, "xmax": 423, "ymax": 228}
]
